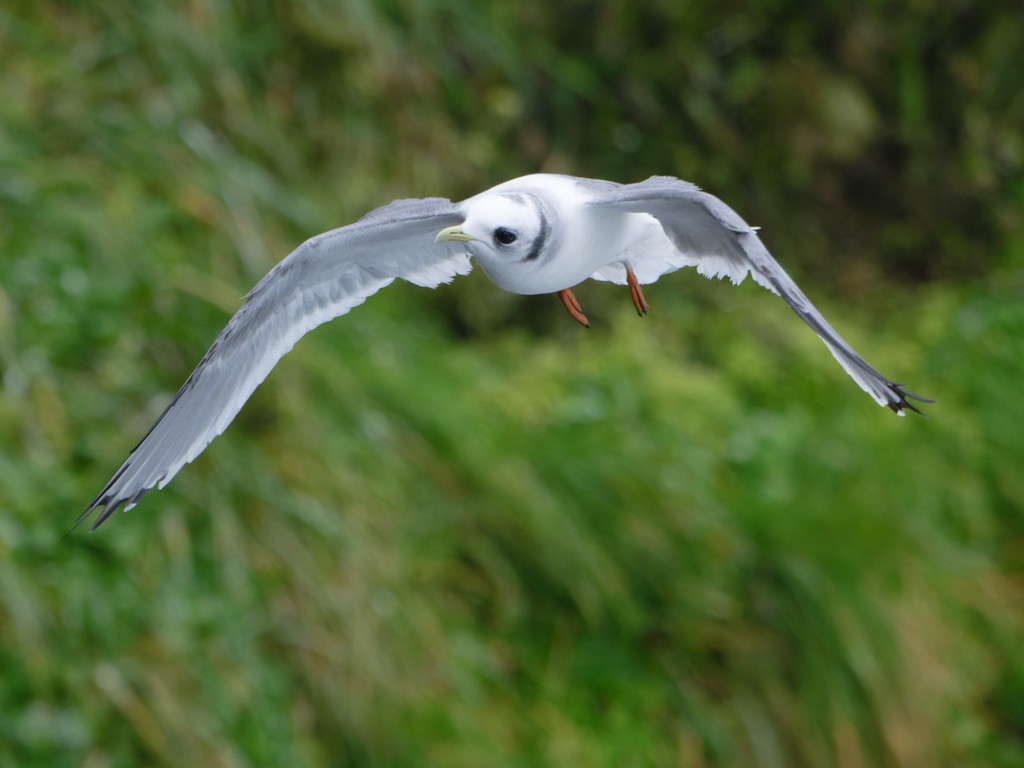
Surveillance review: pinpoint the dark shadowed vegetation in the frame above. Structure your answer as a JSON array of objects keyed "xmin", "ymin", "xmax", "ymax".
[{"xmin": 2, "ymin": 1, "xmax": 1023, "ymax": 765}]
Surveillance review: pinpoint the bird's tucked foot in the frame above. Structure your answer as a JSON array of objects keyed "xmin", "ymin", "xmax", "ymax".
[
  {"xmin": 557, "ymin": 288, "xmax": 590, "ymax": 328},
  {"xmin": 626, "ymin": 266, "xmax": 649, "ymax": 316}
]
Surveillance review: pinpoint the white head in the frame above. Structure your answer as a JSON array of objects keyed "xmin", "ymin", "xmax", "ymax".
[{"xmin": 435, "ymin": 192, "xmax": 556, "ymax": 292}]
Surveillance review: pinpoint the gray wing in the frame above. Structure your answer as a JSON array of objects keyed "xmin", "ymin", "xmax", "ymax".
[
  {"xmin": 589, "ymin": 176, "xmax": 931, "ymax": 416},
  {"xmin": 80, "ymin": 197, "xmax": 470, "ymax": 530}
]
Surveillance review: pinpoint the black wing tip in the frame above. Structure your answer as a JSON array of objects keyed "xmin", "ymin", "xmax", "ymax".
[
  {"xmin": 67, "ymin": 497, "xmax": 123, "ymax": 537},
  {"xmin": 66, "ymin": 457, "xmax": 147, "ymax": 537},
  {"xmin": 886, "ymin": 384, "xmax": 934, "ymax": 417},
  {"xmin": 67, "ymin": 485, "xmax": 152, "ymax": 538},
  {"xmin": 90, "ymin": 498, "xmax": 126, "ymax": 531}
]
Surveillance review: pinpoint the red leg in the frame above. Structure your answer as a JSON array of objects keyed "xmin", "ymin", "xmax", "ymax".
[
  {"xmin": 557, "ymin": 289, "xmax": 590, "ymax": 328},
  {"xmin": 626, "ymin": 266, "xmax": 650, "ymax": 316}
]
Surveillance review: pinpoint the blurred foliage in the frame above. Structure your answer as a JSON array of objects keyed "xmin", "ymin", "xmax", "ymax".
[{"xmin": 2, "ymin": 1, "xmax": 1023, "ymax": 766}]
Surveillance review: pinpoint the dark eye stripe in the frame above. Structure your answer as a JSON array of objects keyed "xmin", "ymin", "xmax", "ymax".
[{"xmin": 523, "ymin": 206, "xmax": 549, "ymax": 262}]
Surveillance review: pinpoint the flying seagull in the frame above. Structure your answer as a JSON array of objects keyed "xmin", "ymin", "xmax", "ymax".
[{"xmin": 79, "ymin": 174, "xmax": 930, "ymax": 530}]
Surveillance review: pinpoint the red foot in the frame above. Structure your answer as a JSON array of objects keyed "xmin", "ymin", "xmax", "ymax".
[
  {"xmin": 557, "ymin": 288, "xmax": 590, "ymax": 328},
  {"xmin": 626, "ymin": 266, "xmax": 650, "ymax": 316}
]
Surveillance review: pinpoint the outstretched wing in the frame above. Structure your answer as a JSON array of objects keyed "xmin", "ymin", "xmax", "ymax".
[
  {"xmin": 588, "ymin": 176, "xmax": 931, "ymax": 416},
  {"xmin": 80, "ymin": 197, "xmax": 470, "ymax": 530}
]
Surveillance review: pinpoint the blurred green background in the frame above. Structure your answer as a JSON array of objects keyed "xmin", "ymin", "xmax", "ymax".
[{"xmin": 2, "ymin": 1, "xmax": 1023, "ymax": 766}]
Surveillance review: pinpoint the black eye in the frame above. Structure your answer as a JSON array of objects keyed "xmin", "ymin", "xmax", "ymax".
[{"xmin": 493, "ymin": 227, "xmax": 518, "ymax": 246}]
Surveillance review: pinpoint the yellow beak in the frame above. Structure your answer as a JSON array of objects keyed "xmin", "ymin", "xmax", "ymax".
[{"xmin": 434, "ymin": 225, "xmax": 475, "ymax": 243}]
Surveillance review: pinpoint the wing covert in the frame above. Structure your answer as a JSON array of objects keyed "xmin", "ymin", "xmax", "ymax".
[
  {"xmin": 589, "ymin": 176, "xmax": 931, "ymax": 415},
  {"xmin": 80, "ymin": 197, "xmax": 470, "ymax": 529}
]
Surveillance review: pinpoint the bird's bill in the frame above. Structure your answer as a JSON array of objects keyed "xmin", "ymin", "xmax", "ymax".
[{"xmin": 434, "ymin": 225, "xmax": 475, "ymax": 243}]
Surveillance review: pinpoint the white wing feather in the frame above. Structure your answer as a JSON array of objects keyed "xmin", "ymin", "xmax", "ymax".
[
  {"xmin": 80, "ymin": 197, "xmax": 469, "ymax": 529},
  {"xmin": 588, "ymin": 176, "xmax": 931, "ymax": 415}
]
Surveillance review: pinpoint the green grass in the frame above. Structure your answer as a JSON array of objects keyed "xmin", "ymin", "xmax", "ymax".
[{"xmin": 3, "ymin": 2, "xmax": 1024, "ymax": 766}]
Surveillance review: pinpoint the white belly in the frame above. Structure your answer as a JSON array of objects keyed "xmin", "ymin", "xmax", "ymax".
[{"xmin": 478, "ymin": 210, "xmax": 665, "ymax": 295}]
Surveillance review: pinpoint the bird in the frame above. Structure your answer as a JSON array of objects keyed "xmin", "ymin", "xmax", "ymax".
[{"xmin": 79, "ymin": 174, "xmax": 930, "ymax": 530}]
